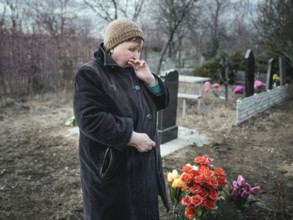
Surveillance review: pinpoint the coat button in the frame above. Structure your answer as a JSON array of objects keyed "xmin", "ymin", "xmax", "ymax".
[
  {"xmin": 146, "ymin": 114, "xmax": 152, "ymax": 120},
  {"xmin": 135, "ymin": 85, "xmax": 140, "ymax": 90}
]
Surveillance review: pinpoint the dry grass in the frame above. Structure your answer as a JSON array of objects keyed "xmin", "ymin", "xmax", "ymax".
[{"xmin": 176, "ymin": 81, "xmax": 293, "ymax": 141}]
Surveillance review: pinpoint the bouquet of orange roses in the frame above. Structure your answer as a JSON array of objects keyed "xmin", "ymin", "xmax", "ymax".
[{"xmin": 179, "ymin": 155, "xmax": 227, "ymax": 219}]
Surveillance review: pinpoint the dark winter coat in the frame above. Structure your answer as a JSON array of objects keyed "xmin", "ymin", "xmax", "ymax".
[{"xmin": 73, "ymin": 43, "xmax": 170, "ymax": 220}]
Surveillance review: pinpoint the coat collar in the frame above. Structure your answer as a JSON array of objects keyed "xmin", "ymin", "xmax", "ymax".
[{"xmin": 94, "ymin": 43, "xmax": 120, "ymax": 68}]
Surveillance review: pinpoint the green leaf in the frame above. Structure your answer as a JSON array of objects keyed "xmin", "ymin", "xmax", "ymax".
[
  {"xmin": 196, "ymin": 207, "xmax": 202, "ymax": 217},
  {"xmin": 211, "ymin": 210, "xmax": 217, "ymax": 214},
  {"xmin": 218, "ymin": 195, "xmax": 225, "ymax": 200}
]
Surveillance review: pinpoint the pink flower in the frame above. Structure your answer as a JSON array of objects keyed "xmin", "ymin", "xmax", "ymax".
[
  {"xmin": 250, "ymin": 186, "xmax": 261, "ymax": 195},
  {"xmin": 202, "ymin": 155, "xmax": 212, "ymax": 167},
  {"xmin": 237, "ymin": 175, "xmax": 246, "ymax": 187},
  {"xmin": 204, "ymin": 81, "xmax": 210, "ymax": 87},
  {"xmin": 241, "ymin": 191, "xmax": 250, "ymax": 199},
  {"xmin": 212, "ymin": 83, "xmax": 220, "ymax": 89},
  {"xmin": 231, "ymin": 187, "xmax": 238, "ymax": 197},
  {"xmin": 204, "ymin": 87, "xmax": 210, "ymax": 93},
  {"xmin": 234, "ymin": 86, "xmax": 245, "ymax": 94},
  {"xmin": 254, "ymin": 80, "xmax": 266, "ymax": 89}
]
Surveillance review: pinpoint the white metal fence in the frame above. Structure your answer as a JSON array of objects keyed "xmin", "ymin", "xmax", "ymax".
[{"xmin": 236, "ymin": 84, "xmax": 288, "ymax": 124}]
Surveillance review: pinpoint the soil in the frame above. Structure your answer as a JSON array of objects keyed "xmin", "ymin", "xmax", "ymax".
[{"xmin": 1, "ymin": 82, "xmax": 293, "ymax": 220}]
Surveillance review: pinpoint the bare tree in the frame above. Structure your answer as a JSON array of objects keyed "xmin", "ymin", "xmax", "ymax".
[
  {"xmin": 154, "ymin": 0, "xmax": 198, "ymax": 74},
  {"xmin": 0, "ymin": 0, "xmax": 23, "ymax": 29},
  {"xmin": 82, "ymin": 0, "xmax": 144, "ymax": 22},
  {"xmin": 197, "ymin": 0, "xmax": 230, "ymax": 59},
  {"xmin": 256, "ymin": 0, "xmax": 293, "ymax": 68}
]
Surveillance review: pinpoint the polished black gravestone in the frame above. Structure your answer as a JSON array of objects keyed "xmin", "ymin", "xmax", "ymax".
[{"xmin": 157, "ymin": 70, "xmax": 178, "ymax": 144}]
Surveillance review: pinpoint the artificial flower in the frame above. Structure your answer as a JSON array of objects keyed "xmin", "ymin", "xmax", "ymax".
[
  {"xmin": 186, "ymin": 206, "xmax": 197, "ymax": 218},
  {"xmin": 250, "ymin": 186, "xmax": 261, "ymax": 195}
]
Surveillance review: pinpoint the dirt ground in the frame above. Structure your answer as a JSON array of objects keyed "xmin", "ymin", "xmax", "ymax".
[{"xmin": 0, "ymin": 82, "xmax": 293, "ymax": 220}]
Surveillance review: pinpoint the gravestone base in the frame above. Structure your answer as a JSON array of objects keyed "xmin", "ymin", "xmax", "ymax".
[{"xmin": 158, "ymin": 125, "xmax": 178, "ymax": 144}]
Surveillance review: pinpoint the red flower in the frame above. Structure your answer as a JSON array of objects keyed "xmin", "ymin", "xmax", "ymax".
[
  {"xmin": 194, "ymin": 174, "xmax": 206, "ymax": 185},
  {"xmin": 208, "ymin": 190, "xmax": 218, "ymax": 201},
  {"xmin": 198, "ymin": 165, "xmax": 208, "ymax": 174},
  {"xmin": 186, "ymin": 206, "xmax": 197, "ymax": 218},
  {"xmin": 194, "ymin": 156, "xmax": 206, "ymax": 165},
  {"xmin": 199, "ymin": 188, "xmax": 209, "ymax": 199},
  {"xmin": 217, "ymin": 176, "xmax": 227, "ymax": 187},
  {"xmin": 188, "ymin": 169, "xmax": 199, "ymax": 179},
  {"xmin": 181, "ymin": 195, "xmax": 191, "ymax": 206},
  {"xmin": 203, "ymin": 169, "xmax": 214, "ymax": 179},
  {"xmin": 214, "ymin": 168, "xmax": 226, "ymax": 176},
  {"xmin": 182, "ymin": 165, "xmax": 193, "ymax": 173},
  {"xmin": 206, "ymin": 176, "xmax": 218, "ymax": 189},
  {"xmin": 191, "ymin": 195, "xmax": 204, "ymax": 207},
  {"xmin": 181, "ymin": 173, "xmax": 193, "ymax": 185},
  {"xmin": 189, "ymin": 184, "xmax": 202, "ymax": 194},
  {"xmin": 203, "ymin": 200, "xmax": 216, "ymax": 210}
]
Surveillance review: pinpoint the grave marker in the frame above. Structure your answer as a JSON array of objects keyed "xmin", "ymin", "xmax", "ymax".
[
  {"xmin": 157, "ymin": 70, "xmax": 178, "ymax": 144},
  {"xmin": 220, "ymin": 52, "xmax": 232, "ymax": 102},
  {"xmin": 265, "ymin": 58, "xmax": 274, "ymax": 90},
  {"xmin": 245, "ymin": 49, "xmax": 255, "ymax": 97},
  {"xmin": 279, "ymin": 56, "xmax": 286, "ymax": 85}
]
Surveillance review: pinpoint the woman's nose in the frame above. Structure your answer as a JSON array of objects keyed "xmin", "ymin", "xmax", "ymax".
[{"xmin": 133, "ymin": 51, "xmax": 140, "ymax": 59}]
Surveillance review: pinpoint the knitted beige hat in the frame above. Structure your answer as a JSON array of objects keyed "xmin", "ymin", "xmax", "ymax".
[{"xmin": 104, "ymin": 18, "xmax": 144, "ymax": 52}]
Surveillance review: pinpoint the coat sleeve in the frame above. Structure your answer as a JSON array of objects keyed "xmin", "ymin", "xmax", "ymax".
[
  {"xmin": 73, "ymin": 67, "xmax": 133, "ymax": 151},
  {"xmin": 144, "ymin": 74, "xmax": 170, "ymax": 111}
]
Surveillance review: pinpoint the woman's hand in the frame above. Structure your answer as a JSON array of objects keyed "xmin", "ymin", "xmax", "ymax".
[
  {"xmin": 128, "ymin": 58, "xmax": 155, "ymax": 86},
  {"xmin": 129, "ymin": 131, "xmax": 156, "ymax": 153}
]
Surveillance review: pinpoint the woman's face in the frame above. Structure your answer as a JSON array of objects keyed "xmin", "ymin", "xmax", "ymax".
[{"xmin": 110, "ymin": 40, "xmax": 143, "ymax": 67}]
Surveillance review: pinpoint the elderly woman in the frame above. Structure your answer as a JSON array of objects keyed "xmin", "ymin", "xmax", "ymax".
[{"xmin": 73, "ymin": 18, "xmax": 170, "ymax": 220}]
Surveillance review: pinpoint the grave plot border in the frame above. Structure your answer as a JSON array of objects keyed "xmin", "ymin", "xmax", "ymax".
[{"xmin": 236, "ymin": 84, "xmax": 288, "ymax": 124}]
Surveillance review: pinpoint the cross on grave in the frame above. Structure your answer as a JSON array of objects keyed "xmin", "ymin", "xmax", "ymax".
[
  {"xmin": 220, "ymin": 52, "xmax": 232, "ymax": 102},
  {"xmin": 244, "ymin": 49, "xmax": 255, "ymax": 97},
  {"xmin": 265, "ymin": 58, "xmax": 274, "ymax": 90},
  {"xmin": 157, "ymin": 70, "xmax": 179, "ymax": 144},
  {"xmin": 279, "ymin": 56, "xmax": 286, "ymax": 85}
]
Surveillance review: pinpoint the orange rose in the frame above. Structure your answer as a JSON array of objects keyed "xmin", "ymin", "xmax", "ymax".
[
  {"xmin": 186, "ymin": 206, "xmax": 197, "ymax": 219},
  {"xmin": 203, "ymin": 169, "xmax": 214, "ymax": 179},
  {"xmin": 191, "ymin": 195, "xmax": 204, "ymax": 207},
  {"xmin": 189, "ymin": 184, "xmax": 202, "ymax": 194},
  {"xmin": 194, "ymin": 174, "xmax": 206, "ymax": 185},
  {"xmin": 214, "ymin": 168, "xmax": 226, "ymax": 176},
  {"xmin": 208, "ymin": 190, "xmax": 218, "ymax": 201},
  {"xmin": 198, "ymin": 165, "xmax": 208, "ymax": 174},
  {"xmin": 203, "ymin": 200, "xmax": 216, "ymax": 210},
  {"xmin": 195, "ymin": 156, "xmax": 206, "ymax": 165},
  {"xmin": 182, "ymin": 165, "xmax": 193, "ymax": 173},
  {"xmin": 181, "ymin": 195, "xmax": 191, "ymax": 206},
  {"xmin": 217, "ymin": 176, "xmax": 227, "ymax": 187},
  {"xmin": 188, "ymin": 169, "xmax": 199, "ymax": 179},
  {"xmin": 181, "ymin": 173, "xmax": 193, "ymax": 185},
  {"xmin": 199, "ymin": 188, "xmax": 209, "ymax": 198},
  {"xmin": 206, "ymin": 176, "xmax": 218, "ymax": 189}
]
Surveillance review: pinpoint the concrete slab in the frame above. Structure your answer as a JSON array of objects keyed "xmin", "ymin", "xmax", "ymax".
[{"xmin": 160, "ymin": 126, "xmax": 208, "ymax": 157}]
